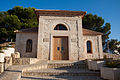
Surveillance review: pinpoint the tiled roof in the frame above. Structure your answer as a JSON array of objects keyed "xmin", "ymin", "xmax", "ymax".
[
  {"xmin": 14, "ymin": 27, "xmax": 38, "ymax": 33},
  {"xmin": 34, "ymin": 9, "xmax": 86, "ymax": 18},
  {"xmin": 83, "ymin": 28, "xmax": 103, "ymax": 35},
  {"xmin": 15, "ymin": 27, "xmax": 103, "ymax": 35}
]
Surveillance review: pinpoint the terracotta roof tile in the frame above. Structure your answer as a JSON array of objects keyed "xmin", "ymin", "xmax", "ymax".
[
  {"xmin": 34, "ymin": 9, "xmax": 86, "ymax": 18},
  {"xmin": 15, "ymin": 27, "xmax": 38, "ymax": 33},
  {"xmin": 15, "ymin": 27, "xmax": 103, "ymax": 35},
  {"xmin": 83, "ymin": 28, "xmax": 103, "ymax": 35}
]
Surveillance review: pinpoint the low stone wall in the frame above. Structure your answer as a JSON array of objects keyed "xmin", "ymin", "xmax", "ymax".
[
  {"xmin": 104, "ymin": 53, "xmax": 120, "ymax": 60},
  {"xmin": 101, "ymin": 67, "xmax": 120, "ymax": 80},
  {"xmin": 2, "ymin": 48, "xmax": 15, "ymax": 57},
  {"xmin": 12, "ymin": 58, "xmax": 40, "ymax": 65}
]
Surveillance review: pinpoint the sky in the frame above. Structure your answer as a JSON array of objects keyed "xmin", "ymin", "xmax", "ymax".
[{"xmin": 0, "ymin": 0, "xmax": 120, "ymax": 41}]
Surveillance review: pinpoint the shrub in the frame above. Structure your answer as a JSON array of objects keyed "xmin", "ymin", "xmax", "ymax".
[
  {"xmin": 0, "ymin": 46, "xmax": 2, "ymax": 50},
  {"xmin": 0, "ymin": 50, "xmax": 4, "ymax": 53},
  {"xmin": 105, "ymin": 61, "xmax": 120, "ymax": 68},
  {"xmin": 104, "ymin": 55, "xmax": 107, "ymax": 59}
]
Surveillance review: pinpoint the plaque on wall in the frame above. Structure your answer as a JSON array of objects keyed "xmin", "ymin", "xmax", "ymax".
[{"xmin": 43, "ymin": 38, "xmax": 49, "ymax": 42}]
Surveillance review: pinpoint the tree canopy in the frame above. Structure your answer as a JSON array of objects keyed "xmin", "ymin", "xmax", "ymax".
[
  {"xmin": 0, "ymin": 6, "xmax": 38, "ymax": 43},
  {"xmin": 108, "ymin": 39, "xmax": 120, "ymax": 54}
]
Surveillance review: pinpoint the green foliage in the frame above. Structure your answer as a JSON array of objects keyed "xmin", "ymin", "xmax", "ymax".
[
  {"xmin": 83, "ymin": 14, "xmax": 111, "ymax": 52},
  {"xmin": 83, "ymin": 14, "xmax": 104, "ymax": 30},
  {"xmin": 105, "ymin": 61, "xmax": 120, "ymax": 68},
  {"xmin": 7, "ymin": 6, "xmax": 38, "ymax": 29},
  {"xmin": 108, "ymin": 39, "xmax": 120, "ymax": 54},
  {"xmin": 0, "ymin": 28, "xmax": 8, "ymax": 43},
  {"xmin": 103, "ymin": 55, "xmax": 107, "ymax": 59},
  {"xmin": 0, "ymin": 6, "xmax": 38, "ymax": 43},
  {"xmin": 0, "ymin": 46, "xmax": 4, "ymax": 53},
  {"xmin": 0, "ymin": 50, "xmax": 4, "ymax": 53}
]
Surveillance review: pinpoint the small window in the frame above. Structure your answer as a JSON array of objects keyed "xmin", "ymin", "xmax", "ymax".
[
  {"xmin": 26, "ymin": 39, "xmax": 32, "ymax": 52},
  {"xmin": 87, "ymin": 41, "xmax": 92, "ymax": 53},
  {"xmin": 54, "ymin": 24, "xmax": 68, "ymax": 30}
]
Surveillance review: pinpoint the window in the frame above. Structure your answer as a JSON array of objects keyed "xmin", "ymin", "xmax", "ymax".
[
  {"xmin": 87, "ymin": 41, "xmax": 92, "ymax": 53},
  {"xmin": 54, "ymin": 24, "xmax": 68, "ymax": 30},
  {"xmin": 26, "ymin": 39, "xmax": 32, "ymax": 52}
]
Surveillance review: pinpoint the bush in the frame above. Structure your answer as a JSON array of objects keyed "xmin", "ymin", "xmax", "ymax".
[
  {"xmin": 105, "ymin": 61, "xmax": 120, "ymax": 68},
  {"xmin": 0, "ymin": 50, "xmax": 4, "ymax": 53},
  {"xmin": 0, "ymin": 46, "xmax": 2, "ymax": 50}
]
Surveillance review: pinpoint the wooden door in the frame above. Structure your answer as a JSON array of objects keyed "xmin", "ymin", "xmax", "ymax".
[{"xmin": 53, "ymin": 36, "xmax": 68, "ymax": 60}]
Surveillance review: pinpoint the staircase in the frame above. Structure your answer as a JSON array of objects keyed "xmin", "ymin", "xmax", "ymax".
[
  {"xmin": 21, "ymin": 60, "xmax": 103, "ymax": 80},
  {"xmin": 0, "ymin": 60, "xmax": 103, "ymax": 80}
]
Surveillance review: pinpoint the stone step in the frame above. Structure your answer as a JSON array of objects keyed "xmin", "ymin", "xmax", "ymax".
[
  {"xmin": 21, "ymin": 75, "xmax": 103, "ymax": 80},
  {"xmin": 47, "ymin": 63, "xmax": 87, "ymax": 69},
  {"xmin": 48, "ymin": 60, "xmax": 86, "ymax": 64},
  {"xmin": 47, "ymin": 60, "xmax": 87, "ymax": 69},
  {"xmin": 0, "ymin": 71, "xmax": 21, "ymax": 80},
  {"xmin": 22, "ymin": 69, "xmax": 100, "ymax": 77}
]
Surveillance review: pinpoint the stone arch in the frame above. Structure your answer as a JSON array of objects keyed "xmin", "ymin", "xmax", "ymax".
[
  {"xmin": 51, "ymin": 21, "xmax": 70, "ymax": 31},
  {"xmin": 54, "ymin": 24, "xmax": 68, "ymax": 30}
]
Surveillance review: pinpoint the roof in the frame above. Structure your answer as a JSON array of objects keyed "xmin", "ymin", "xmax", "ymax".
[
  {"xmin": 15, "ymin": 27, "xmax": 103, "ymax": 35},
  {"xmin": 83, "ymin": 28, "xmax": 103, "ymax": 35},
  {"xmin": 34, "ymin": 9, "xmax": 87, "ymax": 18},
  {"xmin": 14, "ymin": 27, "xmax": 38, "ymax": 33}
]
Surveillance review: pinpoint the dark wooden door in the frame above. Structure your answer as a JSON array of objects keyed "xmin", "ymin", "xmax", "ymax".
[{"xmin": 53, "ymin": 36, "xmax": 68, "ymax": 60}]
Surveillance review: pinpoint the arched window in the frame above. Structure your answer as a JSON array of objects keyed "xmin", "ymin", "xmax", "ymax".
[
  {"xmin": 87, "ymin": 41, "xmax": 92, "ymax": 53},
  {"xmin": 26, "ymin": 39, "xmax": 32, "ymax": 52},
  {"xmin": 54, "ymin": 24, "xmax": 68, "ymax": 30}
]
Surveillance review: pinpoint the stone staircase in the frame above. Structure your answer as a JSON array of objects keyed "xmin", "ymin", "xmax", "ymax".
[
  {"xmin": 21, "ymin": 60, "xmax": 103, "ymax": 80},
  {"xmin": 0, "ymin": 60, "xmax": 103, "ymax": 80}
]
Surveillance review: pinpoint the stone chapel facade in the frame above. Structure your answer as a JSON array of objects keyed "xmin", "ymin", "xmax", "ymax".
[{"xmin": 15, "ymin": 9, "xmax": 103, "ymax": 61}]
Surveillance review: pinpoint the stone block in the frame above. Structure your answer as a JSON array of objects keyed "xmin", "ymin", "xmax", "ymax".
[
  {"xmin": 11, "ymin": 52, "xmax": 20, "ymax": 59},
  {"xmin": 101, "ymin": 67, "xmax": 120, "ymax": 80},
  {"xmin": 88, "ymin": 60, "xmax": 104, "ymax": 70},
  {"xmin": 4, "ymin": 57, "xmax": 12, "ymax": 70},
  {"xmin": 0, "ymin": 53, "xmax": 5, "ymax": 62},
  {"xmin": 0, "ymin": 63, "xmax": 4, "ymax": 73}
]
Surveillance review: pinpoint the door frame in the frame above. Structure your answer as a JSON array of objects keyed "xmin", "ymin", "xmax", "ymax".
[
  {"xmin": 52, "ymin": 36, "xmax": 69, "ymax": 60},
  {"xmin": 50, "ymin": 32, "xmax": 70, "ymax": 60}
]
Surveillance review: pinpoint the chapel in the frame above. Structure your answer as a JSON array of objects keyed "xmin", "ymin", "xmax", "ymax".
[{"xmin": 15, "ymin": 9, "xmax": 103, "ymax": 61}]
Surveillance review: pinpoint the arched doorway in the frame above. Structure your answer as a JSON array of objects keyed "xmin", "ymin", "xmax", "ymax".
[{"xmin": 52, "ymin": 24, "xmax": 69, "ymax": 60}]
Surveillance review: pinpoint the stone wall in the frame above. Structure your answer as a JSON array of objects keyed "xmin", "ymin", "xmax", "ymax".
[
  {"xmin": 104, "ymin": 53, "xmax": 120, "ymax": 60},
  {"xmin": 0, "ymin": 63, "xmax": 4, "ymax": 73},
  {"xmin": 37, "ymin": 16, "xmax": 83, "ymax": 61},
  {"xmin": 4, "ymin": 57, "xmax": 12, "ymax": 70},
  {"xmin": 83, "ymin": 35, "xmax": 103, "ymax": 59},
  {"xmin": 2, "ymin": 48, "xmax": 15, "ymax": 57},
  {"xmin": 15, "ymin": 33, "xmax": 38, "ymax": 58},
  {"xmin": 12, "ymin": 58, "xmax": 40, "ymax": 65}
]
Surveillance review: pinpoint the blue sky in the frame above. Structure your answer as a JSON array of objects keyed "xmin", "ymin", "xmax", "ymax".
[{"xmin": 0, "ymin": 0, "xmax": 120, "ymax": 40}]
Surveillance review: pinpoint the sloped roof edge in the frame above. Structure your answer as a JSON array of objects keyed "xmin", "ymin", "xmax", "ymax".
[{"xmin": 15, "ymin": 27, "xmax": 103, "ymax": 35}]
